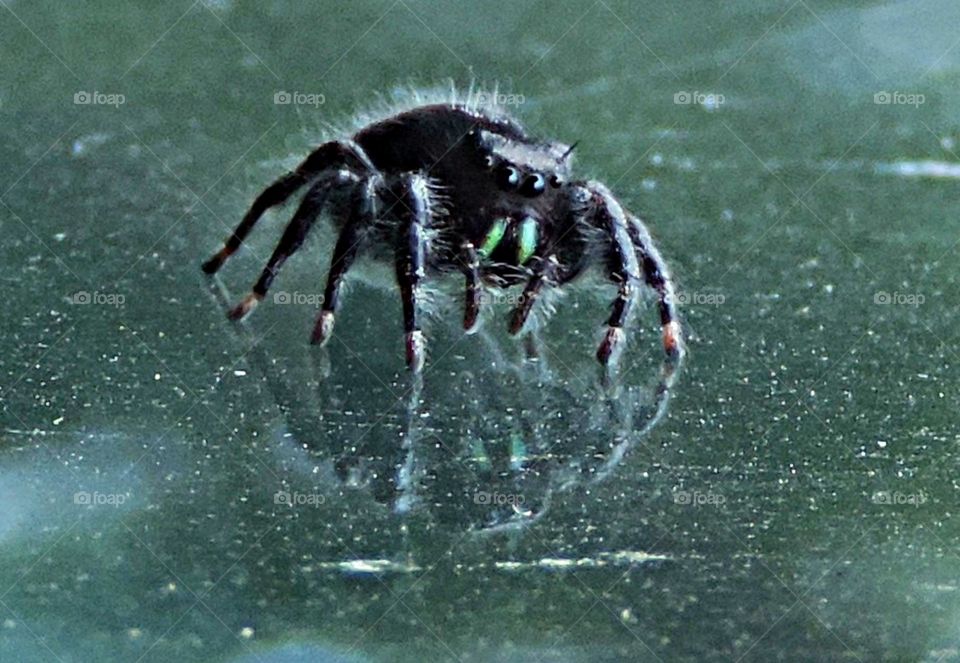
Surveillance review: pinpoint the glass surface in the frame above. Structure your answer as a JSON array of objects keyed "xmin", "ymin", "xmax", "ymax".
[{"xmin": 2, "ymin": 1, "xmax": 958, "ymax": 661}]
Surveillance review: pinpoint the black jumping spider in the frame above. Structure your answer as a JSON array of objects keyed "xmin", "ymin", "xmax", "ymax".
[{"xmin": 202, "ymin": 94, "xmax": 682, "ymax": 372}]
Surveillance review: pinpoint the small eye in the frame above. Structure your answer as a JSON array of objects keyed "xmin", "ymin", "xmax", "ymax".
[
  {"xmin": 549, "ymin": 174, "xmax": 564, "ymax": 188},
  {"xmin": 496, "ymin": 164, "xmax": 520, "ymax": 189},
  {"xmin": 483, "ymin": 155, "xmax": 495, "ymax": 168},
  {"xmin": 520, "ymin": 173, "xmax": 546, "ymax": 197}
]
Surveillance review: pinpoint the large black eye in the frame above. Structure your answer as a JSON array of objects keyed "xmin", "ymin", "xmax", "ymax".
[
  {"xmin": 520, "ymin": 173, "xmax": 546, "ymax": 197},
  {"xmin": 549, "ymin": 174, "xmax": 564, "ymax": 188},
  {"xmin": 496, "ymin": 165, "xmax": 520, "ymax": 189}
]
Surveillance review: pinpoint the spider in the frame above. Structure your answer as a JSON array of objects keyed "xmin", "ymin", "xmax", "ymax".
[{"xmin": 202, "ymin": 95, "xmax": 683, "ymax": 372}]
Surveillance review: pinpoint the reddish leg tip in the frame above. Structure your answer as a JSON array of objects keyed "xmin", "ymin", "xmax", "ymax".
[
  {"xmin": 508, "ymin": 308, "xmax": 528, "ymax": 336},
  {"xmin": 596, "ymin": 327, "xmax": 625, "ymax": 365},
  {"xmin": 202, "ymin": 248, "xmax": 231, "ymax": 275},
  {"xmin": 310, "ymin": 310, "xmax": 335, "ymax": 345},
  {"xmin": 227, "ymin": 293, "xmax": 262, "ymax": 321},
  {"xmin": 663, "ymin": 321, "xmax": 682, "ymax": 359},
  {"xmin": 405, "ymin": 331, "xmax": 426, "ymax": 373},
  {"xmin": 464, "ymin": 311, "xmax": 479, "ymax": 334}
]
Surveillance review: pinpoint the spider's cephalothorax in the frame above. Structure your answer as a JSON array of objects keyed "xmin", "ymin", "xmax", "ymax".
[{"xmin": 202, "ymin": 99, "xmax": 683, "ymax": 372}]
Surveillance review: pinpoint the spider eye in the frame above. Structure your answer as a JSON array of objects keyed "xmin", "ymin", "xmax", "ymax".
[
  {"xmin": 549, "ymin": 174, "xmax": 564, "ymax": 188},
  {"xmin": 520, "ymin": 173, "xmax": 546, "ymax": 197},
  {"xmin": 496, "ymin": 165, "xmax": 520, "ymax": 189},
  {"xmin": 482, "ymin": 154, "xmax": 495, "ymax": 168}
]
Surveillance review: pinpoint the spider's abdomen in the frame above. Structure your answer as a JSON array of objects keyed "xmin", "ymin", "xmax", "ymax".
[{"xmin": 354, "ymin": 104, "xmax": 511, "ymax": 173}]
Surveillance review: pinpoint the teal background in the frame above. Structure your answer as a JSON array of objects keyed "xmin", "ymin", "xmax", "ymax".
[{"xmin": 2, "ymin": 1, "xmax": 960, "ymax": 661}]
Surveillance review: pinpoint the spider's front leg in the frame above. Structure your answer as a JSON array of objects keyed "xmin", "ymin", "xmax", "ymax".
[
  {"xmin": 391, "ymin": 173, "xmax": 434, "ymax": 373},
  {"xmin": 627, "ymin": 212, "xmax": 682, "ymax": 359},
  {"xmin": 587, "ymin": 182, "xmax": 683, "ymax": 366},
  {"xmin": 508, "ymin": 254, "xmax": 560, "ymax": 335},
  {"xmin": 596, "ymin": 208, "xmax": 641, "ymax": 366}
]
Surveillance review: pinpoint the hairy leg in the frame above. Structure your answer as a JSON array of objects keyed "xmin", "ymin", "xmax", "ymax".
[
  {"xmin": 585, "ymin": 182, "xmax": 682, "ymax": 365},
  {"xmin": 227, "ymin": 171, "xmax": 360, "ymax": 320},
  {"xmin": 391, "ymin": 174, "xmax": 434, "ymax": 372},
  {"xmin": 626, "ymin": 213, "xmax": 682, "ymax": 358},
  {"xmin": 311, "ymin": 176, "xmax": 382, "ymax": 345},
  {"xmin": 508, "ymin": 254, "xmax": 560, "ymax": 335},
  {"xmin": 202, "ymin": 140, "xmax": 374, "ymax": 274}
]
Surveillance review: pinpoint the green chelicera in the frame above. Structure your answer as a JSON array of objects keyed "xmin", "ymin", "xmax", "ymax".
[
  {"xmin": 477, "ymin": 217, "xmax": 508, "ymax": 259},
  {"xmin": 477, "ymin": 216, "xmax": 539, "ymax": 265},
  {"xmin": 517, "ymin": 217, "xmax": 538, "ymax": 264}
]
